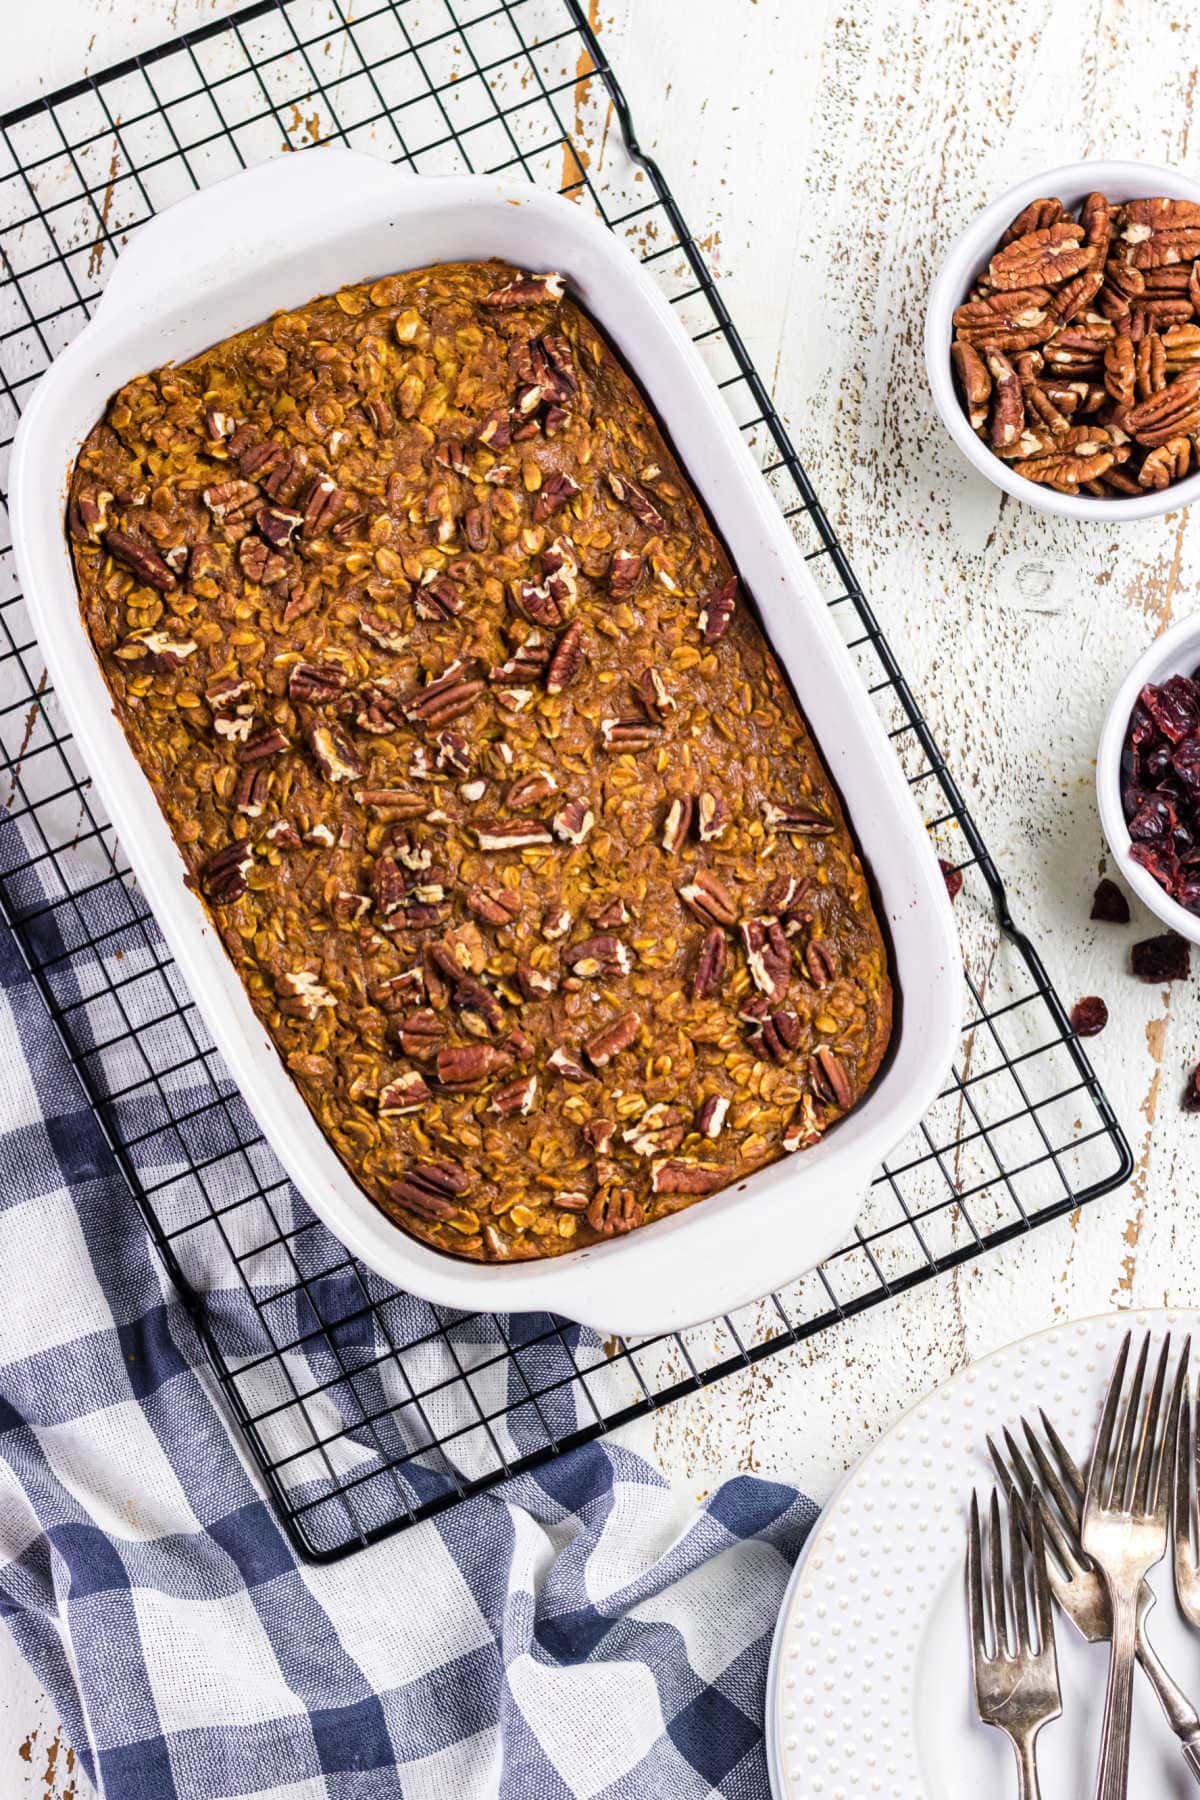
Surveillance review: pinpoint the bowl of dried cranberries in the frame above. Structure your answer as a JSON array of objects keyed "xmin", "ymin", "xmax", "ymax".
[
  {"xmin": 1098, "ymin": 611, "xmax": 1200, "ymax": 942},
  {"xmin": 926, "ymin": 160, "xmax": 1200, "ymax": 519}
]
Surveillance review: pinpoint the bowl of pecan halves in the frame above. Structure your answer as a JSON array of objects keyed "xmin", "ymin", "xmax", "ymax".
[{"xmin": 926, "ymin": 160, "xmax": 1200, "ymax": 519}]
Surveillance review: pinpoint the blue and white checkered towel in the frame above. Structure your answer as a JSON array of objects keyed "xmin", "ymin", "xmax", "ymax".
[{"xmin": 0, "ymin": 875, "xmax": 815, "ymax": 1797}]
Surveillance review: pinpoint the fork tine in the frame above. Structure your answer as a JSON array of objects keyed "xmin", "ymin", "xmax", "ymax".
[
  {"xmin": 968, "ymin": 1490, "xmax": 987, "ymax": 1664},
  {"xmin": 1009, "ymin": 1490, "xmax": 1031, "ymax": 1652},
  {"xmin": 1111, "ymin": 1332, "xmax": 1150, "ymax": 1511},
  {"xmin": 1021, "ymin": 1418, "xmax": 1086, "ymax": 1553},
  {"xmin": 1087, "ymin": 1329, "xmax": 1131, "ymax": 1514},
  {"xmin": 996, "ymin": 1425, "xmax": 1080, "ymax": 1579},
  {"xmin": 1133, "ymin": 1333, "xmax": 1171, "ymax": 1515},
  {"xmin": 988, "ymin": 1488, "xmax": 1008, "ymax": 1656},
  {"xmin": 1176, "ymin": 1343, "xmax": 1196, "ymax": 1578},
  {"xmin": 1036, "ymin": 1407, "xmax": 1086, "ymax": 1506},
  {"xmin": 1030, "ymin": 1503, "xmax": 1054, "ymax": 1657}
]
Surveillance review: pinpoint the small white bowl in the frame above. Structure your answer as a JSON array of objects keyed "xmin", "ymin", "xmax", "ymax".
[
  {"xmin": 925, "ymin": 159, "xmax": 1200, "ymax": 521},
  {"xmin": 1097, "ymin": 611, "xmax": 1200, "ymax": 942}
]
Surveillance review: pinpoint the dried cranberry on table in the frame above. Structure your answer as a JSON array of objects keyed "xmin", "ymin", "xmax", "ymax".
[
  {"xmin": 1120, "ymin": 673, "xmax": 1200, "ymax": 914},
  {"xmin": 1130, "ymin": 933, "xmax": 1191, "ymax": 983},
  {"xmin": 1070, "ymin": 996, "xmax": 1108, "ymax": 1037},
  {"xmin": 1090, "ymin": 879, "xmax": 1130, "ymax": 924},
  {"xmin": 939, "ymin": 858, "xmax": 963, "ymax": 902}
]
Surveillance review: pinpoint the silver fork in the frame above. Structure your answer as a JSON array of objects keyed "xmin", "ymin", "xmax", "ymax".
[
  {"xmin": 1083, "ymin": 1330, "xmax": 1181, "ymax": 1800},
  {"xmin": 1175, "ymin": 1348, "xmax": 1200, "ymax": 1631},
  {"xmin": 989, "ymin": 1409, "xmax": 1200, "ymax": 1779},
  {"xmin": 968, "ymin": 1486, "xmax": 1062, "ymax": 1797}
]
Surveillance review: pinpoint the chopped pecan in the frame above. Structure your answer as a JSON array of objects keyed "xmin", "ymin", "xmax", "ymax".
[
  {"xmin": 436, "ymin": 1043, "xmax": 513, "ymax": 1089},
  {"xmin": 276, "ymin": 968, "xmax": 338, "ymax": 1020},
  {"xmin": 609, "ymin": 547, "xmax": 645, "ymax": 597},
  {"xmin": 234, "ymin": 766, "xmax": 271, "ymax": 818},
  {"xmin": 548, "ymin": 1045, "xmax": 591, "ymax": 1083},
  {"xmin": 542, "ymin": 904, "xmax": 572, "ymax": 939},
  {"xmin": 533, "ymin": 471, "xmax": 581, "ymax": 522},
  {"xmin": 492, "ymin": 630, "xmax": 550, "ymax": 684},
  {"xmin": 466, "ymin": 884, "xmax": 522, "ymax": 927},
  {"xmin": 606, "ymin": 471, "xmax": 667, "ymax": 532},
  {"xmin": 584, "ymin": 1010, "xmax": 641, "ymax": 1068},
  {"xmin": 545, "ymin": 620, "xmax": 586, "ymax": 693},
  {"xmin": 257, "ymin": 504, "xmax": 303, "ymax": 548},
  {"xmin": 551, "ymin": 798, "xmax": 595, "ymax": 846},
  {"xmin": 564, "ymin": 934, "xmax": 633, "ymax": 979},
  {"xmin": 622, "ymin": 1102, "xmax": 689, "ymax": 1157},
  {"xmin": 474, "ymin": 820, "xmax": 554, "ymax": 850},
  {"xmin": 505, "ymin": 770, "xmax": 558, "ymax": 811},
  {"xmin": 397, "ymin": 1010, "xmax": 445, "ymax": 1060},
  {"xmin": 464, "ymin": 505, "xmax": 491, "ymax": 551},
  {"xmin": 354, "ymin": 788, "xmax": 427, "ymax": 819},
  {"xmin": 517, "ymin": 961, "xmax": 557, "ymax": 1000},
  {"xmin": 636, "ymin": 666, "xmax": 675, "ymax": 722},
  {"xmin": 357, "ymin": 609, "xmax": 408, "ymax": 653},
  {"xmin": 203, "ymin": 479, "xmax": 260, "ymax": 539},
  {"xmin": 452, "ymin": 973, "xmax": 506, "ymax": 1038},
  {"xmin": 811, "ymin": 1045, "xmax": 854, "ymax": 1110},
  {"xmin": 200, "ymin": 841, "xmax": 253, "ymax": 904},
  {"xmin": 512, "ymin": 535, "xmax": 579, "ymax": 628},
  {"xmin": 740, "ymin": 917, "xmax": 792, "ymax": 1001},
  {"xmin": 740, "ymin": 995, "xmax": 801, "ymax": 1062},
  {"xmin": 587, "ymin": 1185, "xmax": 645, "ymax": 1236},
  {"xmin": 388, "ymin": 1158, "xmax": 471, "ymax": 1221},
  {"xmin": 67, "ymin": 487, "xmax": 113, "ymax": 542},
  {"xmin": 804, "ymin": 938, "xmax": 838, "ymax": 986},
  {"xmin": 782, "ymin": 1094, "xmax": 826, "ymax": 1153},
  {"xmin": 696, "ymin": 791, "xmax": 729, "ymax": 843},
  {"xmin": 552, "ymin": 1190, "xmax": 591, "ymax": 1213},
  {"xmin": 599, "ymin": 718, "xmax": 660, "ymax": 752},
  {"xmin": 698, "ymin": 576, "xmax": 737, "ymax": 642},
  {"xmin": 238, "ymin": 531, "xmax": 290, "ymax": 585},
  {"xmin": 763, "ymin": 800, "xmax": 835, "ymax": 836},
  {"xmin": 692, "ymin": 926, "xmax": 727, "ymax": 1000},
  {"xmin": 404, "ymin": 662, "xmax": 485, "ymax": 728},
  {"xmin": 233, "ymin": 725, "xmax": 288, "ymax": 765},
  {"xmin": 678, "ymin": 870, "xmax": 738, "ymax": 928},
  {"xmin": 288, "ymin": 661, "xmax": 347, "ymax": 704},
  {"xmin": 491, "ymin": 1073, "xmax": 538, "ymax": 1117},
  {"xmin": 378, "ymin": 1071, "xmax": 432, "ymax": 1115},
  {"xmin": 649, "ymin": 1158, "xmax": 724, "ymax": 1197},
  {"xmin": 371, "ymin": 968, "xmax": 424, "ymax": 1012},
  {"xmin": 414, "ymin": 571, "xmax": 464, "ymax": 621},
  {"xmin": 481, "ymin": 270, "xmax": 566, "ymax": 307},
  {"xmin": 104, "ymin": 529, "xmax": 177, "ymax": 593},
  {"xmin": 114, "ymin": 629, "xmax": 197, "ymax": 671},
  {"xmin": 328, "ymin": 887, "xmax": 370, "ymax": 925},
  {"xmin": 696, "ymin": 1095, "xmax": 729, "ymax": 1140},
  {"xmin": 583, "ymin": 1118, "xmax": 616, "ymax": 1154},
  {"xmin": 297, "ymin": 473, "xmax": 346, "ymax": 538},
  {"xmin": 303, "ymin": 713, "xmax": 363, "ymax": 783},
  {"xmin": 371, "ymin": 855, "xmax": 408, "ymax": 917},
  {"xmin": 661, "ymin": 795, "xmax": 695, "ymax": 855}
]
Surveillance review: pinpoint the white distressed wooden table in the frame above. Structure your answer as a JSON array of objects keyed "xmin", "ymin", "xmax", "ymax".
[{"xmin": 4, "ymin": 0, "xmax": 1200, "ymax": 1789}]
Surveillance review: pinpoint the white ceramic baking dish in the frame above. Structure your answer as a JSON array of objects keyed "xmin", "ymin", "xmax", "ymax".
[{"xmin": 10, "ymin": 147, "xmax": 961, "ymax": 1335}]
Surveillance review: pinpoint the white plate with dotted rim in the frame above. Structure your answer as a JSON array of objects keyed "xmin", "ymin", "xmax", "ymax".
[{"xmin": 766, "ymin": 1308, "xmax": 1200, "ymax": 1800}]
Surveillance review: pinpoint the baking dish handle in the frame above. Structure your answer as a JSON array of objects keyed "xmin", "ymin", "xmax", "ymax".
[{"xmin": 93, "ymin": 148, "xmax": 417, "ymax": 324}]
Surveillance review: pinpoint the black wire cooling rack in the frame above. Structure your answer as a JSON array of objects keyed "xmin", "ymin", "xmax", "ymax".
[{"xmin": 0, "ymin": 0, "xmax": 1133, "ymax": 1562}]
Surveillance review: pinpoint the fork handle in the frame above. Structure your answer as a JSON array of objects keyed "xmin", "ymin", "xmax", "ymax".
[
  {"xmin": 1013, "ymin": 1733, "xmax": 1042, "ymax": 1800},
  {"xmin": 1096, "ymin": 1587, "xmax": 1140, "ymax": 1800},
  {"xmin": 1136, "ymin": 1621, "xmax": 1200, "ymax": 1782}
]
